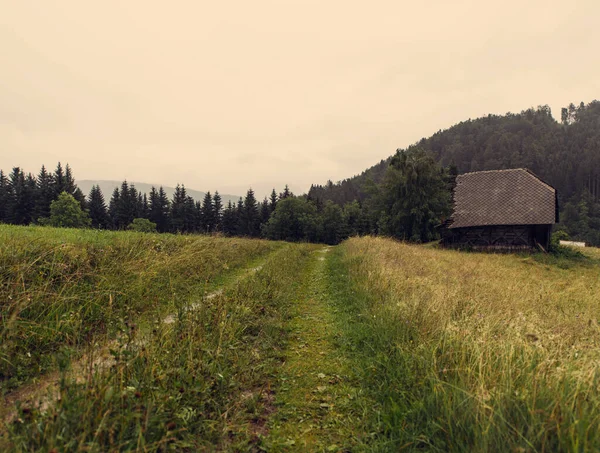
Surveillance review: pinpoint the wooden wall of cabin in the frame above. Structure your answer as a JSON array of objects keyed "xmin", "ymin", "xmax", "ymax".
[{"xmin": 442, "ymin": 224, "xmax": 552, "ymax": 250}]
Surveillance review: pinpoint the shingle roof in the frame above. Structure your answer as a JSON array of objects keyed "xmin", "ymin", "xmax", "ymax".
[{"xmin": 449, "ymin": 168, "xmax": 557, "ymax": 229}]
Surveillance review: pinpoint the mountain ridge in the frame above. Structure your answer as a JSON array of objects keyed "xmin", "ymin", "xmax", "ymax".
[{"xmin": 77, "ymin": 180, "xmax": 241, "ymax": 205}]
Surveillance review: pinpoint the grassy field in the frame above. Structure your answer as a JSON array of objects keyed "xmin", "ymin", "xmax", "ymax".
[
  {"xmin": 2, "ymin": 226, "xmax": 600, "ymax": 451},
  {"xmin": 331, "ymin": 237, "xmax": 600, "ymax": 451}
]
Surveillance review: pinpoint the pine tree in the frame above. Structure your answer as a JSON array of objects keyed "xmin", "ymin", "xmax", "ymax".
[
  {"xmin": 280, "ymin": 185, "xmax": 292, "ymax": 199},
  {"xmin": 221, "ymin": 201, "xmax": 237, "ymax": 236},
  {"xmin": 260, "ymin": 197, "xmax": 270, "ymax": 227},
  {"xmin": 53, "ymin": 162, "xmax": 65, "ymax": 197},
  {"xmin": 213, "ymin": 191, "xmax": 223, "ymax": 231},
  {"xmin": 236, "ymin": 197, "xmax": 244, "ymax": 235},
  {"xmin": 113, "ymin": 181, "xmax": 136, "ymax": 229},
  {"xmin": 148, "ymin": 186, "xmax": 171, "ymax": 233},
  {"xmin": 269, "ymin": 189, "xmax": 278, "ymax": 212},
  {"xmin": 6, "ymin": 168, "xmax": 33, "ymax": 225},
  {"xmin": 242, "ymin": 188, "xmax": 260, "ymax": 237},
  {"xmin": 88, "ymin": 185, "xmax": 109, "ymax": 228},
  {"xmin": 185, "ymin": 195, "xmax": 197, "ymax": 231},
  {"xmin": 73, "ymin": 187, "xmax": 87, "ymax": 210},
  {"xmin": 0, "ymin": 170, "xmax": 8, "ymax": 222},
  {"xmin": 195, "ymin": 200, "xmax": 203, "ymax": 232},
  {"xmin": 171, "ymin": 184, "xmax": 192, "ymax": 232},
  {"xmin": 35, "ymin": 165, "xmax": 54, "ymax": 221},
  {"xmin": 158, "ymin": 187, "xmax": 171, "ymax": 232},
  {"xmin": 64, "ymin": 164, "xmax": 77, "ymax": 195},
  {"xmin": 201, "ymin": 192, "xmax": 214, "ymax": 232},
  {"xmin": 108, "ymin": 187, "xmax": 120, "ymax": 228}
]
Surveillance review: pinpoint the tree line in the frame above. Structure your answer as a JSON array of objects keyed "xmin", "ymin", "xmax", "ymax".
[
  {"xmin": 309, "ymin": 100, "xmax": 600, "ymax": 245},
  {"xmin": 0, "ymin": 150, "xmax": 454, "ymax": 244}
]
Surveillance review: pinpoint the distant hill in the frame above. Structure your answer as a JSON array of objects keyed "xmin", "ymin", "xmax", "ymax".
[
  {"xmin": 310, "ymin": 100, "xmax": 600, "ymax": 205},
  {"xmin": 77, "ymin": 180, "xmax": 241, "ymax": 205},
  {"xmin": 308, "ymin": 100, "xmax": 600, "ymax": 245}
]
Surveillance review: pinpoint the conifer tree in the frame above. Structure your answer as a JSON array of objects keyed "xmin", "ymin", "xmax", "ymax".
[
  {"xmin": 213, "ymin": 191, "xmax": 223, "ymax": 231},
  {"xmin": 113, "ymin": 181, "xmax": 136, "ymax": 229},
  {"xmin": 64, "ymin": 164, "xmax": 77, "ymax": 195},
  {"xmin": 260, "ymin": 197, "xmax": 270, "ymax": 227},
  {"xmin": 221, "ymin": 201, "xmax": 237, "ymax": 236},
  {"xmin": 35, "ymin": 165, "xmax": 54, "ymax": 221},
  {"xmin": 280, "ymin": 184, "xmax": 292, "ymax": 199},
  {"xmin": 185, "ymin": 195, "xmax": 196, "ymax": 231},
  {"xmin": 269, "ymin": 189, "xmax": 278, "ymax": 212},
  {"xmin": 242, "ymin": 188, "xmax": 260, "ymax": 237},
  {"xmin": 201, "ymin": 192, "xmax": 214, "ymax": 232},
  {"xmin": 171, "ymin": 184, "xmax": 195, "ymax": 232},
  {"xmin": 195, "ymin": 200, "xmax": 203, "ymax": 232},
  {"xmin": 0, "ymin": 170, "xmax": 8, "ymax": 222},
  {"xmin": 53, "ymin": 162, "xmax": 65, "ymax": 197},
  {"xmin": 108, "ymin": 187, "xmax": 120, "ymax": 228},
  {"xmin": 6, "ymin": 168, "xmax": 34, "ymax": 225},
  {"xmin": 148, "ymin": 186, "xmax": 171, "ymax": 233},
  {"xmin": 236, "ymin": 197, "xmax": 244, "ymax": 235},
  {"xmin": 73, "ymin": 187, "xmax": 87, "ymax": 210},
  {"xmin": 88, "ymin": 185, "xmax": 109, "ymax": 228}
]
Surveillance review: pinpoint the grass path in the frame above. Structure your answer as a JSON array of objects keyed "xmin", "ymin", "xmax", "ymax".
[{"xmin": 264, "ymin": 246, "xmax": 369, "ymax": 452}]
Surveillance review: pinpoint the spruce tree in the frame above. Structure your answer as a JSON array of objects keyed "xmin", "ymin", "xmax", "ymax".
[
  {"xmin": 0, "ymin": 170, "xmax": 8, "ymax": 222},
  {"xmin": 280, "ymin": 184, "xmax": 292, "ymax": 199},
  {"xmin": 221, "ymin": 201, "xmax": 237, "ymax": 236},
  {"xmin": 171, "ymin": 184, "xmax": 191, "ymax": 232},
  {"xmin": 184, "ymin": 195, "xmax": 196, "ymax": 232},
  {"xmin": 195, "ymin": 200, "xmax": 203, "ymax": 232},
  {"xmin": 6, "ymin": 168, "xmax": 32, "ymax": 225},
  {"xmin": 64, "ymin": 164, "xmax": 77, "ymax": 195},
  {"xmin": 108, "ymin": 187, "xmax": 120, "ymax": 229},
  {"xmin": 53, "ymin": 162, "xmax": 65, "ymax": 197},
  {"xmin": 213, "ymin": 191, "xmax": 223, "ymax": 231},
  {"xmin": 260, "ymin": 197, "xmax": 270, "ymax": 227},
  {"xmin": 236, "ymin": 197, "xmax": 244, "ymax": 235},
  {"xmin": 35, "ymin": 165, "xmax": 54, "ymax": 221},
  {"xmin": 73, "ymin": 187, "xmax": 87, "ymax": 210},
  {"xmin": 158, "ymin": 187, "xmax": 171, "ymax": 232},
  {"xmin": 88, "ymin": 185, "xmax": 109, "ymax": 228},
  {"xmin": 269, "ymin": 188, "xmax": 278, "ymax": 212},
  {"xmin": 201, "ymin": 192, "xmax": 214, "ymax": 232},
  {"xmin": 148, "ymin": 186, "xmax": 171, "ymax": 233},
  {"xmin": 242, "ymin": 188, "xmax": 260, "ymax": 237}
]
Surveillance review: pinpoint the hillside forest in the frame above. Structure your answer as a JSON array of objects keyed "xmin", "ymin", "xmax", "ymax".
[
  {"xmin": 1, "ymin": 100, "xmax": 599, "ymax": 245},
  {"xmin": 310, "ymin": 100, "xmax": 600, "ymax": 245}
]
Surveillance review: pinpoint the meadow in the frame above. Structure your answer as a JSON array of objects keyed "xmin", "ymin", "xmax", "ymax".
[
  {"xmin": 331, "ymin": 237, "xmax": 600, "ymax": 451},
  {"xmin": 1, "ymin": 226, "xmax": 599, "ymax": 451}
]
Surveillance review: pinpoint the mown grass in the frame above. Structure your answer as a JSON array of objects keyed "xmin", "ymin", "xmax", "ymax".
[
  {"xmin": 0, "ymin": 225, "xmax": 280, "ymax": 394},
  {"xmin": 327, "ymin": 237, "xmax": 600, "ymax": 452},
  {"xmin": 2, "ymin": 237, "xmax": 318, "ymax": 451}
]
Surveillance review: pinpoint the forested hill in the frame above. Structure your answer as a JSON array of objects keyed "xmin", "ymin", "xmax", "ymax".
[{"xmin": 309, "ymin": 100, "xmax": 600, "ymax": 244}]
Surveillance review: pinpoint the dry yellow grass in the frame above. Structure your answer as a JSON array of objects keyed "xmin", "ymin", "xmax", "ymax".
[{"xmin": 340, "ymin": 236, "xmax": 600, "ymax": 451}]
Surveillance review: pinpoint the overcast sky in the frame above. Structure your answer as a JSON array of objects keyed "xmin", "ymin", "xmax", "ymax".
[{"xmin": 1, "ymin": 1, "xmax": 599, "ymax": 198}]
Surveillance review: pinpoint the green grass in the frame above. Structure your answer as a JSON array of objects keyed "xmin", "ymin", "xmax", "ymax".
[
  {"xmin": 0, "ymin": 225, "xmax": 280, "ymax": 394},
  {"xmin": 3, "ymin": 226, "xmax": 600, "ymax": 451},
  {"xmin": 2, "ymin": 236, "xmax": 319, "ymax": 451},
  {"xmin": 264, "ymin": 247, "xmax": 372, "ymax": 452},
  {"xmin": 329, "ymin": 237, "xmax": 600, "ymax": 452}
]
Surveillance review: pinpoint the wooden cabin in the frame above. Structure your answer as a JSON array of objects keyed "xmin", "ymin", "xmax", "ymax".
[{"xmin": 442, "ymin": 168, "xmax": 559, "ymax": 251}]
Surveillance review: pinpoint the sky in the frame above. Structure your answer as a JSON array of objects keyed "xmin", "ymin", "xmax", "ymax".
[{"xmin": 1, "ymin": 1, "xmax": 599, "ymax": 198}]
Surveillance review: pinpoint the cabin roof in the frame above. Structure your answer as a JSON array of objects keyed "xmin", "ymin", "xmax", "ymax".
[{"xmin": 449, "ymin": 168, "xmax": 558, "ymax": 229}]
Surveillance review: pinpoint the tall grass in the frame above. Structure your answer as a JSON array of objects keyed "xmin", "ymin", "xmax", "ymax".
[
  {"xmin": 329, "ymin": 237, "xmax": 600, "ymax": 451},
  {"xmin": 2, "ymin": 243, "xmax": 317, "ymax": 451},
  {"xmin": 0, "ymin": 225, "xmax": 280, "ymax": 393}
]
